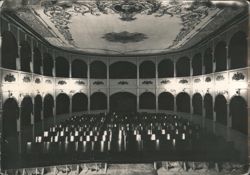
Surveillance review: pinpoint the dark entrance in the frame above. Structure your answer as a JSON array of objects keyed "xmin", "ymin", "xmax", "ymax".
[{"xmin": 110, "ymin": 92, "xmax": 137, "ymax": 112}]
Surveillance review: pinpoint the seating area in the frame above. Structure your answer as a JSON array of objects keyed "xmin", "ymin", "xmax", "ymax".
[{"xmin": 20, "ymin": 113, "xmax": 239, "ymax": 168}]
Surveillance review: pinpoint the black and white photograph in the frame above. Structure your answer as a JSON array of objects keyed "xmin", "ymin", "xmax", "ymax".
[{"xmin": 0, "ymin": 0, "xmax": 250, "ymax": 174}]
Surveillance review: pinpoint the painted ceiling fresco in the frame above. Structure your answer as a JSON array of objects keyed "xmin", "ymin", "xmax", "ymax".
[{"xmin": 13, "ymin": 0, "xmax": 248, "ymax": 55}]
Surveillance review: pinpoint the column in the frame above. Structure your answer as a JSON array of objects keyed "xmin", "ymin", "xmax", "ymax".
[
  {"xmin": 0, "ymin": 33, "xmax": 2, "ymax": 68},
  {"xmin": 69, "ymin": 57, "xmax": 72, "ymax": 78},
  {"xmin": 201, "ymin": 53, "xmax": 205, "ymax": 75},
  {"xmin": 31, "ymin": 97, "xmax": 35, "ymax": 141},
  {"xmin": 226, "ymin": 45, "xmax": 230, "ymax": 70},
  {"xmin": 30, "ymin": 38, "xmax": 34, "ymax": 73},
  {"xmin": 107, "ymin": 58, "xmax": 110, "ymax": 113},
  {"xmin": 190, "ymin": 58, "xmax": 193, "ymax": 76},
  {"xmin": 190, "ymin": 94, "xmax": 193, "ymax": 114},
  {"xmin": 155, "ymin": 57, "xmax": 158, "ymax": 112},
  {"xmin": 69, "ymin": 95, "xmax": 72, "ymax": 116},
  {"xmin": 173, "ymin": 59, "xmax": 176, "ymax": 77},
  {"xmin": 17, "ymin": 104, "xmax": 22, "ymax": 153},
  {"xmin": 212, "ymin": 45, "xmax": 216, "ymax": 73},
  {"xmin": 17, "ymin": 29, "xmax": 21, "ymax": 71},
  {"xmin": 41, "ymin": 97, "xmax": 44, "ymax": 132},
  {"xmin": 174, "ymin": 95, "xmax": 177, "ymax": 112},
  {"xmin": 52, "ymin": 51, "xmax": 56, "ymax": 77},
  {"xmin": 87, "ymin": 58, "xmax": 90, "ymax": 113},
  {"xmin": 202, "ymin": 96, "xmax": 206, "ymax": 128},
  {"xmin": 53, "ymin": 99, "xmax": 56, "ymax": 124},
  {"xmin": 226, "ymin": 102, "xmax": 231, "ymax": 141},
  {"xmin": 40, "ymin": 46, "xmax": 44, "ymax": 75},
  {"xmin": 136, "ymin": 58, "xmax": 140, "ymax": 112}
]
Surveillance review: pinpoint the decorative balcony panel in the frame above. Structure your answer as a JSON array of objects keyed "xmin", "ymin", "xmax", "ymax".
[
  {"xmin": 91, "ymin": 79, "xmax": 107, "ymax": 88},
  {"xmin": 139, "ymin": 79, "xmax": 155, "ymax": 88},
  {"xmin": 2, "ymin": 70, "xmax": 19, "ymax": 84},
  {"xmin": 215, "ymin": 72, "xmax": 228, "ymax": 92},
  {"xmin": 110, "ymin": 79, "xmax": 137, "ymax": 88}
]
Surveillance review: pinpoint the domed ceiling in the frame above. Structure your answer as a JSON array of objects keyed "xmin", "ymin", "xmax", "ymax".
[{"xmin": 10, "ymin": 0, "xmax": 248, "ymax": 55}]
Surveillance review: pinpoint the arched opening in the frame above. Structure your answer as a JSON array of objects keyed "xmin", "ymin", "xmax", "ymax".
[
  {"xmin": 72, "ymin": 59, "xmax": 87, "ymax": 78},
  {"xmin": 204, "ymin": 93, "xmax": 213, "ymax": 120},
  {"xmin": 44, "ymin": 94, "xmax": 54, "ymax": 119},
  {"xmin": 192, "ymin": 53, "xmax": 202, "ymax": 76},
  {"xmin": 90, "ymin": 61, "xmax": 107, "ymax": 79},
  {"xmin": 34, "ymin": 95, "xmax": 42, "ymax": 122},
  {"xmin": 229, "ymin": 31, "xmax": 247, "ymax": 69},
  {"xmin": 90, "ymin": 92, "xmax": 107, "ymax": 110},
  {"xmin": 204, "ymin": 48, "xmax": 213, "ymax": 74},
  {"xmin": 214, "ymin": 95, "xmax": 227, "ymax": 126},
  {"xmin": 110, "ymin": 92, "xmax": 137, "ymax": 112},
  {"xmin": 43, "ymin": 53, "xmax": 53, "ymax": 76},
  {"xmin": 158, "ymin": 59, "xmax": 174, "ymax": 78},
  {"xmin": 176, "ymin": 57, "xmax": 190, "ymax": 77},
  {"xmin": 230, "ymin": 96, "xmax": 247, "ymax": 134},
  {"xmin": 192, "ymin": 93, "xmax": 203, "ymax": 115},
  {"xmin": 56, "ymin": 93, "xmax": 70, "ymax": 115},
  {"xmin": 72, "ymin": 93, "xmax": 88, "ymax": 112},
  {"xmin": 176, "ymin": 92, "xmax": 190, "ymax": 113},
  {"xmin": 2, "ymin": 98, "xmax": 19, "ymax": 168},
  {"xmin": 1, "ymin": 31, "xmax": 18, "ymax": 70},
  {"xmin": 33, "ymin": 47, "xmax": 42, "ymax": 74},
  {"xmin": 56, "ymin": 57, "xmax": 69, "ymax": 77},
  {"xmin": 20, "ymin": 41, "xmax": 32, "ymax": 72},
  {"xmin": 110, "ymin": 61, "xmax": 137, "ymax": 79},
  {"xmin": 139, "ymin": 92, "xmax": 156, "ymax": 109},
  {"xmin": 158, "ymin": 92, "xmax": 174, "ymax": 110},
  {"xmin": 139, "ymin": 61, "xmax": 155, "ymax": 78},
  {"xmin": 21, "ymin": 96, "xmax": 33, "ymax": 143},
  {"xmin": 215, "ymin": 41, "xmax": 227, "ymax": 72}
]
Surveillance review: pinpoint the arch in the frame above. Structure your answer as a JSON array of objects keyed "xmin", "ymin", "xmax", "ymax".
[
  {"xmin": 20, "ymin": 96, "xmax": 33, "ymax": 143},
  {"xmin": 214, "ymin": 94, "xmax": 227, "ymax": 125},
  {"xmin": 90, "ymin": 61, "xmax": 107, "ymax": 79},
  {"xmin": 215, "ymin": 41, "xmax": 227, "ymax": 72},
  {"xmin": 192, "ymin": 93, "xmax": 203, "ymax": 115},
  {"xmin": 34, "ymin": 95, "xmax": 42, "ymax": 122},
  {"xmin": 230, "ymin": 96, "xmax": 247, "ymax": 134},
  {"xmin": 139, "ymin": 92, "xmax": 156, "ymax": 109},
  {"xmin": 139, "ymin": 61, "xmax": 155, "ymax": 78},
  {"xmin": 3, "ymin": 98, "xmax": 19, "ymax": 139},
  {"xmin": 229, "ymin": 31, "xmax": 247, "ymax": 69},
  {"xmin": 90, "ymin": 92, "xmax": 107, "ymax": 110},
  {"xmin": 72, "ymin": 93, "xmax": 88, "ymax": 112},
  {"xmin": 176, "ymin": 57, "xmax": 190, "ymax": 77},
  {"xmin": 2, "ymin": 98, "xmax": 19, "ymax": 165},
  {"xmin": 43, "ymin": 53, "xmax": 54, "ymax": 76},
  {"xmin": 158, "ymin": 59, "xmax": 174, "ymax": 78},
  {"xmin": 204, "ymin": 93, "xmax": 213, "ymax": 120},
  {"xmin": 158, "ymin": 92, "xmax": 174, "ymax": 110},
  {"xmin": 1, "ymin": 31, "xmax": 18, "ymax": 70},
  {"xmin": 56, "ymin": 93, "xmax": 70, "ymax": 115},
  {"xmin": 192, "ymin": 53, "xmax": 202, "ymax": 76},
  {"xmin": 33, "ymin": 47, "xmax": 42, "ymax": 74},
  {"xmin": 204, "ymin": 48, "xmax": 213, "ymax": 74},
  {"xmin": 176, "ymin": 92, "xmax": 190, "ymax": 113},
  {"xmin": 44, "ymin": 94, "xmax": 54, "ymax": 119},
  {"xmin": 72, "ymin": 59, "xmax": 87, "ymax": 78},
  {"xmin": 110, "ymin": 92, "xmax": 137, "ymax": 112},
  {"xmin": 110, "ymin": 61, "xmax": 137, "ymax": 79},
  {"xmin": 20, "ymin": 41, "xmax": 32, "ymax": 72},
  {"xmin": 56, "ymin": 56, "xmax": 69, "ymax": 77}
]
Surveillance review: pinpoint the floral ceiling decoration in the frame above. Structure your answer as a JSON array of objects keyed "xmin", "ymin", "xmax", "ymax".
[
  {"xmin": 42, "ymin": 0, "xmax": 216, "ymax": 46},
  {"xmin": 102, "ymin": 31, "xmax": 148, "ymax": 43}
]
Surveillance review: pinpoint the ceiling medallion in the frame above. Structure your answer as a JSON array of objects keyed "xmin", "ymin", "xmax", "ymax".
[{"xmin": 102, "ymin": 31, "xmax": 148, "ymax": 43}]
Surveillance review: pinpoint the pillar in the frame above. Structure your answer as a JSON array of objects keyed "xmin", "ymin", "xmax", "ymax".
[
  {"xmin": 31, "ymin": 97, "xmax": 35, "ymax": 141},
  {"xmin": 30, "ymin": 38, "xmax": 34, "ymax": 73},
  {"xmin": 87, "ymin": 58, "xmax": 90, "ymax": 113},
  {"xmin": 53, "ymin": 99, "xmax": 56, "ymax": 124},
  {"xmin": 41, "ymin": 97, "xmax": 44, "ymax": 132},
  {"xmin": 17, "ymin": 29, "xmax": 21, "ymax": 71},
  {"xmin": 212, "ymin": 45, "xmax": 216, "ymax": 73},
  {"xmin": 190, "ymin": 94, "xmax": 193, "ymax": 114},
  {"xmin": 226, "ymin": 45, "xmax": 230, "ymax": 70},
  {"xmin": 107, "ymin": 58, "xmax": 110, "ymax": 113},
  {"xmin": 69, "ymin": 95, "xmax": 72, "ymax": 116},
  {"xmin": 190, "ymin": 58, "xmax": 193, "ymax": 76},
  {"xmin": 247, "ymin": 5, "xmax": 250, "ymax": 163},
  {"xmin": 174, "ymin": 96, "xmax": 177, "ymax": 112},
  {"xmin": 155, "ymin": 58, "xmax": 158, "ymax": 113},
  {"xmin": 173, "ymin": 59, "xmax": 176, "ymax": 77},
  {"xmin": 52, "ymin": 51, "xmax": 56, "ymax": 77},
  {"xmin": 17, "ymin": 104, "xmax": 22, "ymax": 153},
  {"xmin": 69, "ymin": 58, "xmax": 72, "ymax": 78},
  {"xmin": 201, "ymin": 53, "xmax": 205, "ymax": 75},
  {"xmin": 136, "ymin": 58, "xmax": 139, "ymax": 112},
  {"xmin": 0, "ymin": 33, "xmax": 2, "ymax": 68},
  {"xmin": 40, "ymin": 46, "xmax": 44, "ymax": 75}
]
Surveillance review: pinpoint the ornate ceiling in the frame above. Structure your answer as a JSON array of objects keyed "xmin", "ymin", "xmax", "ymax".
[{"xmin": 9, "ymin": 0, "xmax": 248, "ymax": 55}]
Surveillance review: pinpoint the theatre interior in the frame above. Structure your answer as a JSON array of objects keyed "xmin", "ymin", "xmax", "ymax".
[{"xmin": 0, "ymin": 0, "xmax": 250, "ymax": 174}]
